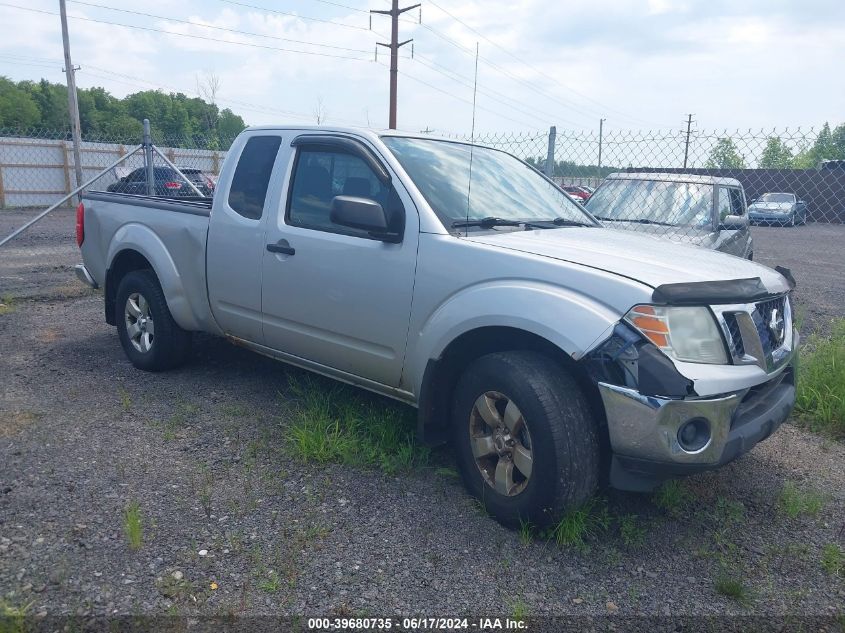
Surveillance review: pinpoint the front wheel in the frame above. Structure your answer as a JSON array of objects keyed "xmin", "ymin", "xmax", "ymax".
[
  {"xmin": 451, "ymin": 351, "xmax": 600, "ymax": 527},
  {"xmin": 116, "ymin": 270, "xmax": 192, "ymax": 371}
]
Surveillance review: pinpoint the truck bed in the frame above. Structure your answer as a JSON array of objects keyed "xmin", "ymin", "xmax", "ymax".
[{"xmin": 80, "ymin": 189, "xmax": 216, "ymax": 333}]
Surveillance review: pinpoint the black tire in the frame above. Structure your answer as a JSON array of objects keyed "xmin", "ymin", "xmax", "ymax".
[
  {"xmin": 451, "ymin": 351, "xmax": 600, "ymax": 528},
  {"xmin": 115, "ymin": 269, "xmax": 192, "ymax": 371}
]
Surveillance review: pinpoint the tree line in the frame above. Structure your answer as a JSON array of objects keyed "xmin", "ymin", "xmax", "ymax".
[
  {"xmin": 0, "ymin": 76, "xmax": 247, "ymax": 149},
  {"xmin": 706, "ymin": 123, "xmax": 845, "ymax": 169}
]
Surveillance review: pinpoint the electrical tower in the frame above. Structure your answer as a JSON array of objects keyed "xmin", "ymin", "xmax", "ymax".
[{"xmin": 371, "ymin": 0, "xmax": 420, "ymax": 129}]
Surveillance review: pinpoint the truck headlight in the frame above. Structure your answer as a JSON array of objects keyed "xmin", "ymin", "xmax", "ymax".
[{"xmin": 625, "ymin": 305, "xmax": 728, "ymax": 364}]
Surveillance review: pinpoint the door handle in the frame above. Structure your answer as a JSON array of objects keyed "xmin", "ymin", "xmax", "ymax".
[{"xmin": 266, "ymin": 239, "xmax": 295, "ymax": 256}]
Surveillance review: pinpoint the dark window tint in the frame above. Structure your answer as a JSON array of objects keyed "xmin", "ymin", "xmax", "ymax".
[
  {"xmin": 288, "ymin": 149, "xmax": 402, "ymax": 236},
  {"xmin": 126, "ymin": 168, "xmax": 146, "ymax": 182},
  {"xmin": 228, "ymin": 136, "xmax": 282, "ymax": 220},
  {"xmin": 728, "ymin": 188, "xmax": 745, "ymax": 215}
]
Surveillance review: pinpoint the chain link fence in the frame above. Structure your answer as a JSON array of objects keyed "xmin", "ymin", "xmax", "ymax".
[{"xmin": 1, "ymin": 123, "xmax": 844, "ymax": 311}]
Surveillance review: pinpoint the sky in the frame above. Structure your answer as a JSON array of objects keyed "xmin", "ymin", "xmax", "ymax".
[{"xmin": 0, "ymin": 0, "xmax": 843, "ymax": 136}]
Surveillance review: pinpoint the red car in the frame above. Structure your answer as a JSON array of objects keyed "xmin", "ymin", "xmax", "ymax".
[{"xmin": 561, "ymin": 185, "xmax": 591, "ymax": 202}]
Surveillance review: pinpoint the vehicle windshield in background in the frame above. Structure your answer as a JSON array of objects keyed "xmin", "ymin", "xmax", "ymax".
[
  {"xmin": 757, "ymin": 193, "xmax": 795, "ymax": 203},
  {"xmin": 586, "ymin": 179, "xmax": 712, "ymax": 227},
  {"xmin": 382, "ymin": 137, "xmax": 595, "ymax": 229}
]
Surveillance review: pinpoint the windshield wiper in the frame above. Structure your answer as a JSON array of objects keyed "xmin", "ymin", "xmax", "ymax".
[
  {"xmin": 594, "ymin": 216, "xmax": 675, "ymax": 227},
  {"xmin": 451, "ymin": 217, "xmax": 523, "ymax": 229},
  {"xmin": 524, "ymin": 217, "xmax": 593, "ymax": 229}
]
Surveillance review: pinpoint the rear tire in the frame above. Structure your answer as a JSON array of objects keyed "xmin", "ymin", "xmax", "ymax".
[
  {"xmin": 451, "ymin": 351, "xmax": 599, "ymax": 528},
  {"xmin": 116, "ymin": 270, "xmax": 192, "ymax": 371}
]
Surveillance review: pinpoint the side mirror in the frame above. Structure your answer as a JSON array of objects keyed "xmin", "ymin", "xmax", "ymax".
[
  {"xmin": 719, "ymin": 214, "xmax": 748, "ymax": 231},
  {"xmin": 330, "ymin": 196, "xmax": 399, "ymax": 242},
  {"xmin": 798, "ymin": 200, "xmax": 806, "ymax": 205}
]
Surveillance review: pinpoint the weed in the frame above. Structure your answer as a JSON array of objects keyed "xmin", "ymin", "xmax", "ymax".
[
  {"xmin": 821, "ymin": 544, "xmax": 844, "ymax": 577},
  {"xmin": 544, "ymin": 497, "xmax": 610, "ymax": 549},
  {"xmin": 434, "ymin": 467, "xmax": 459, "ymax": 479},
  {"xmin": 778, "ymin": 481, "xmax": 825, "ymax": 519},
  {"xmin": 258, "ymin": 570, "xmax": 282, "ymax": 593},
  {"xmin": 196, "ymin": 466, "xmax": 214, "ymax": 519},
  {"xmin": 795, "ymin": 318, "xmax": 845, "ymax": 437},
  {"xmin": 118, "ymin": 387, "xmax": 132, "ymax": 412},
  {"xmin": 285, "ymin": 375, "xmax": 429, "ymax": 474},
  {"xmin": 0, "ymin": 294, "xmax": 16, "ymax": 316},
  {"xmin": 509, "ymin": 596, "xmax": 528, "ymax": 621},
  {"xmin": 714, "ymin": 497, "xmax": 746, "ymax": 525},
  {"xmin": 714, "ymin": 571, "xmax": 752, "ymax": 605},
  {"xmin": 518, "ymin": 519, "xmax": 534, "ymax": 545},
  {"xmin": 653, "ymin": 480, "xmax": 692, "ymax": 516},
  {"xmin": 123, "ymin": 500, "xmax": 142, "ymax": 550},
  {"xmin": 0, "ymin": 599, "xmax": 33, "ymax": 633},
  {"xmin": 618, "ymin": 514, "xmax": 647, "ymax": 549}
]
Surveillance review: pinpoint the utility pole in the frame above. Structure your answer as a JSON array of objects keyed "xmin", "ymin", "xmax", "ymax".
[
  {"xmin": 371, "ymin": 0, "xmax": 420, "ymax": 129},
  {"xmin": 683, "ymin": 114, "xmax": 694, "ymax": 169},
  {"xmin": 597, "ymin": 118, "xmax": 606, "ymax": 176},
  {"xmin": 59, "ymin": 0, "xmax": 84, "ymax": 200}
]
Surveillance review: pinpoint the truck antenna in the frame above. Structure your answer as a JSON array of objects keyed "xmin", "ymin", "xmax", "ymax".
[{"xmin": 464, "ymin": 42, "xmax": 479, "ymax": 237}]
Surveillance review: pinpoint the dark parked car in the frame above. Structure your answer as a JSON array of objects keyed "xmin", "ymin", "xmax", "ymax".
[
  {"xmin": 747, "ymin": 192, "xmax": 807, "ymax": 226},
  {"xmin": 108, "ymin": 167, "xmax": 215, "ymax": 198}
]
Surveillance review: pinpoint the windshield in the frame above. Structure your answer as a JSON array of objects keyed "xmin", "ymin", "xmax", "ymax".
[
  {"xmin": 758, "ymin": 193, "xmax": 795, "ymax": 203},
  {"xmin": 586, "ymin": 179, "xmax": 713, "ymax": 227},
  {"xmin": 381, "ymin": 137, "xmax": 594, "ymax": 229}
]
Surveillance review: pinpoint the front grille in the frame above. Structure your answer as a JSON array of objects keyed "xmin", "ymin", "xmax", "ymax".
[
  {"xmin": 715, "ymin": 294, "xmax": 792, "ymax": 370},
  {"xmin": 723, "ymin": 313, "xmax": 745, "ymax": 357},
  {"xmin": 753, "ymin": 296, "xmax": 787, "ymax": 356}
]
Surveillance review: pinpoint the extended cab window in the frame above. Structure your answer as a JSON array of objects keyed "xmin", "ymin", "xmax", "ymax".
[
  {"xmin": 718, "ymin": 187, "xmax": 745, "ymax": 221},
  {"xmin": 288, "ymin": 148, "xmax": 402, "ymax": 237},
  {"xmin": 228, "ymin": 136, "xmax": 282, "ymax": 220}
]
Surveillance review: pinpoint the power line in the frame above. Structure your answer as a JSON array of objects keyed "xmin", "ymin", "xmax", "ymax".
[
  {"xmin": 424, "ymin": 0, "xmax": 672, "ymax": 129},
  {"xmin": 66, "ymin": 0, "xmax": 373, "ymax": 54},
  {"xmin": 215, "ymin": 0, "xmax": 370, "ymax": 31},
  {"xmin": 0, "ymin": 3, "xmax": 374, "ymax": 62}
]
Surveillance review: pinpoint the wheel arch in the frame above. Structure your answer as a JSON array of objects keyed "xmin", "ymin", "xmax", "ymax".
[
  {"xmin": 105, "ymin": 224, "xmax": 201, "ymax": 331},
  {"xmin": 416, "ymin": 326, "xmax": 609, "ymax": 455}
]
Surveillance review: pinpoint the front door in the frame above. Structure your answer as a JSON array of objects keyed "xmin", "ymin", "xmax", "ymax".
[{"xmin": 261, "ymin": 137, "xmax": 418, "ymax": 387}]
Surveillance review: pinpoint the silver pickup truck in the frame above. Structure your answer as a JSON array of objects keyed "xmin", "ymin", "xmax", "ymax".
[{"xmin": 76, "ymin": 127, "xmax": 798, "ymax": 527}]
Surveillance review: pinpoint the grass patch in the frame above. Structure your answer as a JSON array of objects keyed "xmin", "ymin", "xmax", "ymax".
[
  {"xmin": 123, "ymin": 500, "xmax": 143, "ymax": 550},
  {"xmin": 795, "ymin": 318, "xmax": 845, "ymax": 437},
  {"xmin": 0, "ymin": 599, "xmax": 34, "ymax": 633},
  {"xmin": 653, "ymin": 480, "xmax": 693, "ymax": 516},
  {"xmin": 285, "ymin": 375, "xmax": 429, "ymax": 474},
  {"xmin": 714, "ymin": 571, "xmax": 752, "ymax": 605},
  {"xmin": 618, "ymin": 514, "xmax": 647, "ymax": 549},
  {"xmin": 544, "ymin": 497, "xmax": 610, "ymax": 549},
  {"xmin": 778, "ymin": 481, "xmax": 825, "ymax": 519},
  {"xmin": 821, "ymin": 544, "xmax": 844, "ymax": 577},
  {"xmin": 0, "ymin": 294, "xmax": 16, "ymax": 316}
]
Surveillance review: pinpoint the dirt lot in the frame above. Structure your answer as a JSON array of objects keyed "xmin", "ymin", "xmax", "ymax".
[{"xmin": 1, "ymin": 211, "xmax": 844, "ymax": 630}]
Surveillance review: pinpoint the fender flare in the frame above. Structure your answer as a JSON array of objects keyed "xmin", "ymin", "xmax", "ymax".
[
  {"xmin": 106, "ymin": 223, "xmax": 201, "ymax": 331},
  {"xmin": 407, "ymin": 280, "xmax": 620, "ymax": 398}
]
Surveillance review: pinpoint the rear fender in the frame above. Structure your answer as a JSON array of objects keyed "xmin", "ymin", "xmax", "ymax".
[{"xmin": 106, "ymin": 223, "xmax": 201, "ymax": 331}]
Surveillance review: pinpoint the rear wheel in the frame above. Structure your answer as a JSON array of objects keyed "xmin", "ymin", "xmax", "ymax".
[
  {"xmin": 451, "ymin": 351, "xmax": 599, "ymax": 527},
  {"xmin": 116, "ymin": 270, "xmax": 192, "ymax": 371}
]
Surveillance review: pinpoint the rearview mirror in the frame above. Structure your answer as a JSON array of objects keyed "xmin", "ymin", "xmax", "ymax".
[
  {"xmin": 719, "ymin": 214, "xmax": 748, "ymax": 231},
  {"xmin": 330, "ymin": 195, "xmax": 399, "ymax": 242}
]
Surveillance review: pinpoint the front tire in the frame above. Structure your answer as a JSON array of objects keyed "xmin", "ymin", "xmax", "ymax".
[
  {"xmin": 116, "ymin": 270, "xmax": 192, "ymax": 371},
  {"xmin": 451, "ymin": 351, "xmax": 600, "ymax": 527}
]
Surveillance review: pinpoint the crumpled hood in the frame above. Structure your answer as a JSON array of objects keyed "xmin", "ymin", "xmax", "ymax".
[
  {"xmin": 749, "ymin": 202, "xmax": 794, "ymax": 212},
  {"xmin": 467, "ymin": 227, "xmax": 790, "ymax": 294}
]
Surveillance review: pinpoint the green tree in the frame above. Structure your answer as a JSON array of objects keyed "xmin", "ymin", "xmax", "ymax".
[
  {"xmin": 706, "ymin": 138, "xmax": 746, "ymax": 169},
  {"xmin": 758, "ymin": 137, "xmax": 794, "ymax": 168},
  {"xmin": 0, "ymin": 78, "xmax": 41, "ymax": 128}
]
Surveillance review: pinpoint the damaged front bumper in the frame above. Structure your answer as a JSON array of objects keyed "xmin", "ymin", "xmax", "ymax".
[{"xmin": 600, "ymin": 357, "xmax": 796, "ymax": 492}]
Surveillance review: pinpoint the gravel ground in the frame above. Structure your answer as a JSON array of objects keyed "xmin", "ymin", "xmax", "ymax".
[{"xmin": 1, "ymin": 211, "xmax": 844, "ymax": 630}]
